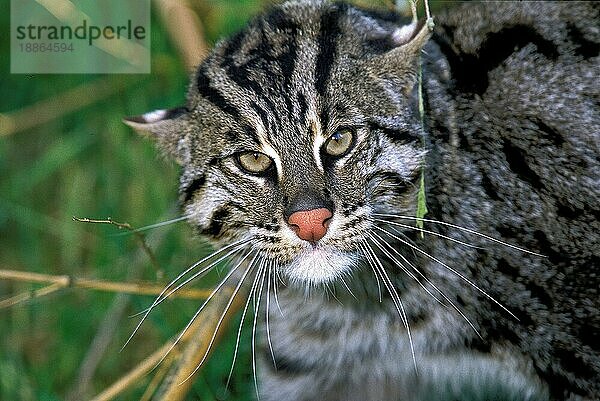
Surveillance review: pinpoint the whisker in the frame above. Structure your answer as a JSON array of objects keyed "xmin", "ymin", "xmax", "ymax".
[
  {"xmin": 386, "ymin": 224, "xmax": 419, "ymax": 257},
  {"xmin": 154, "ymin": 249, "xmax": 253, "ymax": 369},
  {"xmin": 252, "ymin": 261, "xmax": 263, "ymax": 310},
  {"xmin": 327, "ymin": 283, "xmax": 343, "ymax": 306},
  {"xmin": 339, "ymin": 276, "xmax": 357, "ymax": 300},
  {"xmin": 179, "ymin": 249, "xmax": 259, "ymax": 384},
  {"xmin": 359, "ymin": 240, "xmax": 383, "ymax": 302},
  {"xmin": 135, "ymin": 246, "xmax": 245, "ymax": 318},
  {"xmin": 361, "ymin": 240, "xmax": 418, "ymax": 374},
  {"xmin": 265, "ymin": 259, "xmax": 277, "ymax": 368},
  {"xmin": 376, "ymin": 225, "xmax": 518, "ymax": 320},
  {"xmin": 368, "ymin": 232, "xmax": 445, "ymax": 306},
  {"xmin": 360, "ymin": 240, "xmax": 409, "ymax": 329},
  {"xmin": 252, "ymin": 258, "xmax": 268, "ymax": 401},
  {"xmin": 374, "ymin": 218, "xmax": 484, "ymax": 250},
  {"xmin": 371, "ymin": 229, "xmax": 482, "ymax": 339},
  {"xmin": 368, "ymin": 175, "xmax": 417, "ymax": 196},
  {"xmin": 374, "ymin": 213, "xmax": 545, "ymax": 257},
  {"xmin": 114, "ymin": 215, "xmax": 190, "ymax": 236},
  {"xmin": 272, "ymin": 259, "xmax": 284, "ymax": 317},
  {"xmin": 127, "ymin": 243, "xmax": 247, "ymax": 323},
  {"xmin": 227, "ymin": 253, "xmax": 264, "ymax": 389},
  {"xmin": 123, "ymin": 238, "xmax": 250, "ymax": 349}
]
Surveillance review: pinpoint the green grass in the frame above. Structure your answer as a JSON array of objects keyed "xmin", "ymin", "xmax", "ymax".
[{"xmin": 0, "ymin": 1, "xmax": 264, "ymax": 399}]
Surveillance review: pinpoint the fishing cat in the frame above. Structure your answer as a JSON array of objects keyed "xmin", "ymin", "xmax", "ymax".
[{"xmin": 125, "ymin": 1, "xmax": 599, "ymax": 400}]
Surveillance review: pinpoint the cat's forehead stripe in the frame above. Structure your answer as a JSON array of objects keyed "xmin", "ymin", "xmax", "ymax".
[
  {"xmin": 314, "ymin": 4, "xmax": 346, "ymax": 96},
  {"xmin": 196, "ymin": 64, "xmax": 241, "ymax": 119}
]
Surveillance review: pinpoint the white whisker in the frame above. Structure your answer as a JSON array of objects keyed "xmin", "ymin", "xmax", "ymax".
[
  {"xmin": 359, "ymin": 241, "xmax": 383, "ymax": 302},
  {"xmin": 361, "ymin": 240, "xmax": 418, "ymax": 374},
  {"xmin": 368, "ymin": 232, "xmax": 445, "ymax": 306},
  {"xmin": 157, "ymin": 249, "xmax": 253, "ymax": 369},
  {"xmin": 376, "ymin": 225, "xmax": 518, "ymax": 320},
  {"xmin": 339, "ymin": 276, "xmax": 357, "ymax": 300},
  {"xmin": 265, "ymin": 259, "xmax": 277, "ymax": 368},
  {"xmin": 138, "ymin": 246, "xmax": 245, "ymax": 317},
  {"xmin": 115, "ymin": 215, "xmax": 190, "ymax": 236},
  {"xmin": 371, "ymin": 229, "xmax": 482, "ymax": 339},
  {"xmin": 123, "ymin": 238, "xmax": 250, "ymax": 349},
  {"xmin": 374, "ymin": 218, "xmax": 484, "ymax": 250},
  {"xmin": 272, "ymin": 259, "xmax": 284, "ymax": 317},
  {"xmin": 179, "ymin": 249, "xmax": 259, "ymax": 384},
  {"xmin": 227, "ymin": 253, "xmax": 263, "ymax": 389},
  {"xmin": 252, "ymin": 259, "xmax": 268, "ymax": 401},
  {"xmin": 374, "ymin": 213, "xmax": 545, "ymax": 257}
]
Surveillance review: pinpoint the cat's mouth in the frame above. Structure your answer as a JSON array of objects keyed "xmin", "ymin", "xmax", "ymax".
[
  {"xmin": 283, "ymin": 244, "xmax": 357, "ymax": 286},
  {"xmin": 262, "ymin": 210, "xmax": 368, "ymax": 286}
]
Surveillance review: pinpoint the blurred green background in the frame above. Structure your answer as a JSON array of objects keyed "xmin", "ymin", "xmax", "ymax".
[{"xmin": 0, "ymin": 1, "xmax": 443, "ymax": 400}]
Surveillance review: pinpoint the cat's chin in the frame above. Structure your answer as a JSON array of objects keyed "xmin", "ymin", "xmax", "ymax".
[{"xmin": 283, "ymin": 245, "xmax": 357, "ymax": 287}]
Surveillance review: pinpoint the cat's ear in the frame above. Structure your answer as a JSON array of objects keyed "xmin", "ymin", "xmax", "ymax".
[
  {"xmin": 123, "ymin": 106, "xmax": 188, "ymax": 164},
  {"xmin": 367, "ymin": 21, "xmax": 432, "ymax": 93}
]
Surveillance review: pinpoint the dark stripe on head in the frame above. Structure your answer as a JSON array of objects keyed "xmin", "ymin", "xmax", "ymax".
[
  {"xmin": 226, "ymin": 130, "xmax": 239, "ymax": 142},
  {"xmin": 250, "ymin": 102, "xmax": 271, "ymax": 132},
  {"xmin": 221, "ymin": 55, "xmax": 279, "ymax": 133},
  {"xmin": 297, "ymin": 92, "xmax": 308, "ymax": 125},
  {"xmin": 368, "ymin": 121, "xmax": 420, "ymax": 144},
  {"xmin": 196, "ymin": 65, "xmax": 241, "ymax": 118},
  {"xmin": 203, "ymin": 206, "xmax": 231, "ymax": 238},
  {"xmin": 320, "ymin": 107, "xmax": 330, "ymax": 133},
  {"xmin": 220, "ymin": 24, "xmax": 270, "ymax": 100},
  {"xmin": 367, "ymin": 170, "xmax": 412, "ymax": 194},
  {"xmin": 181, "ymin": 174, "xmax": 207, "ymax": 204},
  {"xmin": 264, "ymin": 8, "xmax": 299, "ymax": 87},
  {"xmin": 242, "ymin": 123, "xmax": 262, "ymax": 145},
  {"xmin": 221, "ymin": 30, "xmax": 245, "ymax": 61},
  {"xmin": 315, "ymin": 4, "xmax": 347, "ymax": 96}
]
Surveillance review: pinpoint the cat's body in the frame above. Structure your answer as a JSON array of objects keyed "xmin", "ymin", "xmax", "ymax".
[{"xmin": 126, "ymin": 1, "xmax": 599, "ymax": 400}]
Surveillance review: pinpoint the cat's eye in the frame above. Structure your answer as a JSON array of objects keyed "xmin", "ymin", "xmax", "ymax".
[
  {"xmin": 236, "ymin": 151, "xmax": 273, "ymax": 174},
  {"xmin": 323, "ymin": 128, "xmax": 354, "ymax": 157}
]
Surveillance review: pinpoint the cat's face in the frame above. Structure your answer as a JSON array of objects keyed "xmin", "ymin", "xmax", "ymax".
[{"xmin": 126, "ymin": 1, "xmax": 430, "ymax": 287}]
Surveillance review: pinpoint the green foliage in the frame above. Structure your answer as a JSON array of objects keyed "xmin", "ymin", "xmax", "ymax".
[{"xmin": 0, "ymin": 1, "xmax": 259, "ymax": 400}]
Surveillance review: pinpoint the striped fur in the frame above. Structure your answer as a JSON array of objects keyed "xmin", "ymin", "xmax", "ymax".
[{"xmin": 125, "ymin": 1, "xmax": 600, "ymax": 400}]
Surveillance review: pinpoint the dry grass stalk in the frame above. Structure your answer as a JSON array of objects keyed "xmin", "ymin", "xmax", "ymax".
[
  {"xmin": 89, "ymin": 286, "xmax": 239, "ymax": 401},
  {"xmin": 0, "ymin": 269, "xmax": 212, "ymax": 301},
  {"xmin": 139, "ymin": 354, "xmax": 176, "ymax": 401},
  {"xmin": 0, "ymin": 282, "xmax": 63, "ymax": 309},
  {"xmin": 154, "ymin": 286, "xmax": 245, "ymax": 401},
  {"xmin": 66, "ymin": 215, "xmax": 175, "ymax": 400},
  {"xmin": 155, "ymin": 0, "xmax": 208, "ymax": 71},
  {"xmin": 73, "ymin": 216, "xmax": 162, "ymax": 271},
  {"xmin": 90, "ymin": 340, "xmax": 176, "ymax": 401}
]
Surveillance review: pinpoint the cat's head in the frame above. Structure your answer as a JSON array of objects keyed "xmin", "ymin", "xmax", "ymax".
[{"xmin": 125, "ymin": 1, "xmax": 430, "ymax": 288}]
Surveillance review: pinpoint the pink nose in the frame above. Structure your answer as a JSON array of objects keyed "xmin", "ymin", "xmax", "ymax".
[{"xmin": 287, "ymin": 208, "xmax": 332, "ymax": 243}]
